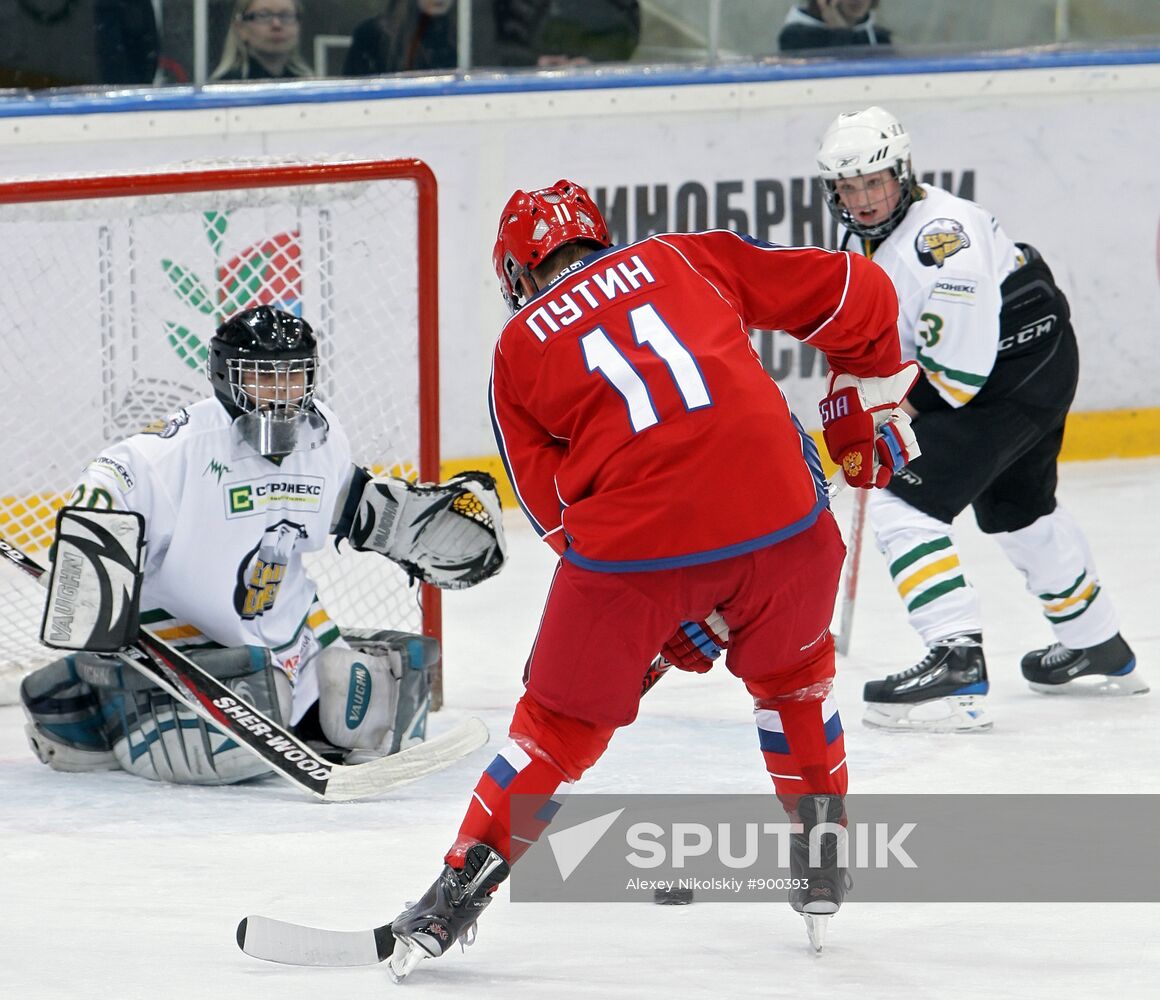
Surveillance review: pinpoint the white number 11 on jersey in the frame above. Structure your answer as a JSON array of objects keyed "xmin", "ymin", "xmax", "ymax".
[{"xmin": 580, "ymin": 302, "xmax": 712, "ymax": 433}]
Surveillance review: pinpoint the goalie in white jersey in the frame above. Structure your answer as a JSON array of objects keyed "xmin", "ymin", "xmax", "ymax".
[
  {"xmin": 21, "ymin": 305, "xmax": 504, "ymax": 784},
  {"xmin": 814, "ymin": 106, "xmax": 1145, "ymax": 732}
]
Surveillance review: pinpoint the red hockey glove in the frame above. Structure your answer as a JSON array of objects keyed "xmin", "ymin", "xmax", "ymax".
[
  {"xmin": 819, "ymin": 362, "xmax": 922, "ymax": 489},
  {"xmin": 659, "ymin": 610, "xmax": 730, "ymax": 673}
]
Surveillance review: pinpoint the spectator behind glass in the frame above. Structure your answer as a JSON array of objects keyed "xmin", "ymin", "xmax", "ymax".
[
  {"xmin": 211, "ymin": 0, "xmax": 313, "ymax": 81},
  {"xmin": 491, "ymin": 0, "xmax": 640, "ymax": 68},
  {"xmin": 94, "ymin": 0, "xmax": 159, "ymax": 85},
  {"xmin": 343, "ymin": 0, "xmax": 457, "ymax": 76},
  {"xmin": 779, "ymin": 0, "xmax": 892, "ymax": 53}
]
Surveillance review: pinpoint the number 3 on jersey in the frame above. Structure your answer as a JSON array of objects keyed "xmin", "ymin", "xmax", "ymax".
[{"xmin": 580, "ymin": 302, "xmax": 712, "ymax": 433}]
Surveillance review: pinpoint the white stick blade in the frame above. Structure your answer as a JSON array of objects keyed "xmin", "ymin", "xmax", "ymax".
[
  {"xmin": 237, "ymin": 916, "xmax": 382, "ymax": 967},
  {"xmin": 323, "ymin": 716, "xmax": 489, "ymax": 801}
]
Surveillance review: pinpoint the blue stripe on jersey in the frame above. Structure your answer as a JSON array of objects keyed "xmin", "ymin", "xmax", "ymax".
[
  {"xmin": 791, "ymin": 410, "xmax": 828, "ymax": 505},
  {"xmin": 488, "ymin": 370, "xmax": 554, "ymax": 541},
  {"xmin": 534, "ymin": 798, "xmax": 563, "ymax": 824},
  {"xmin": 758, "ymin": 728, "xmax": 790, "ymax": 755},
  {"xmin": 757, "ymin": 698, "xmax": 842, "ymax": 754},
  {"xmin": 484, "ymin": 753, "xmax": 518, "ymax": 789},
  {"xmin": 563, "ymin": 491, "xmax": 827, "ymax": 573},
  {"xmin": 824, "ymin": 709, "xmax": 844, "ymax": 745}
]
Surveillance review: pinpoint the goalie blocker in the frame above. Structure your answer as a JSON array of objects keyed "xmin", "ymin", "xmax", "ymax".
[{"xmin": 40, "ymin": 506, "xmax": 145, "ymax": 653}]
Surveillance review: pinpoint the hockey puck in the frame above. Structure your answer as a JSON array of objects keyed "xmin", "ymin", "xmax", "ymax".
[{"xmin": 653, "ymin": 886, "xmax": 694, "ymax": 905}]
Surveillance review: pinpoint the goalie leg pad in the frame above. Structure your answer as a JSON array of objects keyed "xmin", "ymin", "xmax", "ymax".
[
  {"xmin": 20, "ymin": 656, "xmax": 119, "ymax": 772},
  {"xmin": 348, "ymin": 628, "xmax": 436, "ymax": 754},
  {"xmin": 317, "ymin": 630, "xmax": 433, "ymax": 757},
  {"xmin": 84, "ymin": 646, "xmax": 291, "ymax": 785}
]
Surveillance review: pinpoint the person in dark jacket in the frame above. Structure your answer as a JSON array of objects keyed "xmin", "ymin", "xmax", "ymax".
[
  {"xmin": 490, "ymin": 0, "xmax": 640, "ymax": 68},
  {"xmin": 779, "ymin": 0, "xmax": 892, "ymax": 53},
  {"xmin": 342, "ymin": 0, "xmax": 457, "ymax": 76},
  {"xmin": 94, "ymin": 0, "xmax": 159, "ymax": 84}
]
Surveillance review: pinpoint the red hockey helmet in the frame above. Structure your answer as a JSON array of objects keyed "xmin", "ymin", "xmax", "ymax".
[{"xmin": 492, "ymin": 179, "xmax": 611, "ymax": 313}]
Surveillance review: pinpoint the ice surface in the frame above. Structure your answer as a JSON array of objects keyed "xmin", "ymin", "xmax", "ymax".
[{"xmin": 1, "ymin": 458, "xmax": 1156, "ymax": 998}]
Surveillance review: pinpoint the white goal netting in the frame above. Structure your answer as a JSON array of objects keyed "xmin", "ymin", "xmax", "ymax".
[{"xmin": 0, "ymin": 159, "xmax": 439, "ymax": 704}]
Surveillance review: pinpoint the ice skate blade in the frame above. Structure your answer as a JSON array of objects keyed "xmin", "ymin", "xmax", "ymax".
[
  {"xmin": 863, "ymin": 695, "xmax": 992, "ymax": 733},
  {"xmin": 801, "ymin": 912, "xmax": 830, "ymax": 952},
  {"xmin": 1028, "ymin": 671, "xmax": 1149, "ymax": 697},
  {"xmin": 387, "ymin": 937, "xmax": 430, "ymax": 984}
]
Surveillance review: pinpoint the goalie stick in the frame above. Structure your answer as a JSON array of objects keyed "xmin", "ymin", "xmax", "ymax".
[{"xmin": 0, "ymin": 534, "xmax": 488, "ymax": 802}]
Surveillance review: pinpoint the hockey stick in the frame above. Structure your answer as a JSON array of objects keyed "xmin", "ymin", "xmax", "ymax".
[
  {"xmin": 833, "ymin": 484, "xmax": 866, "ymax": 657},
  {"xmin": 237, "ymin": 479, "xmax": 863, "ymax": 967},
  {"xmin": 1, "ymin": 534, "xmax": 488, "ymax": 802},
  {"xmin": 236, "ymin": 646, "xmax": 695, "ymax": 967},
  {"xmin": 238, "ymin": 914, "xmax": 398, "ymax": 968}
]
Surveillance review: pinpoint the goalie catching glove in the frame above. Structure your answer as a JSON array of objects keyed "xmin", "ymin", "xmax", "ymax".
[
  {"xmin": 819, "ymin": 361, "xmax": 922, "ymax": 489},
  {"xmin": 338, "ymin": 469, "xmax": 506, "ymax": 589}
]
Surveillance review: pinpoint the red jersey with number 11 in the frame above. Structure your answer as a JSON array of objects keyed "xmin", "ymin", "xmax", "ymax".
[{"xmin": 489, "ymin": 230, "xmax": 900, "ymax": 571}]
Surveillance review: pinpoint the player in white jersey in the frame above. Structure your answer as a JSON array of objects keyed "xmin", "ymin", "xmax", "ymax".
[
  {"xmin": 20, "ymin": 305, "xmax": 505, "ymax": 784},
  {"xmin": 814, "ymin": 106, "xmax": 1146, "ymax": 732}
]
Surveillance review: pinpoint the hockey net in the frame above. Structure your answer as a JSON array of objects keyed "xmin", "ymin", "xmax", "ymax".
[{"xmin": 0, "ymin": 158, "xmax": 440, "ymax": 705}]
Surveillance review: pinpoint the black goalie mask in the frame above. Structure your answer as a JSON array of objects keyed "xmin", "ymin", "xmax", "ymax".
[{"xmin": 207, "ymin": 305, "xmax": 327, "ymax": 457}]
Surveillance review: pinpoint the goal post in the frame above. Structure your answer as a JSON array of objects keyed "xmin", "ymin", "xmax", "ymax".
[{"xmin": 0, "ymin": 158, "xmax": 446, "ymax": 706}]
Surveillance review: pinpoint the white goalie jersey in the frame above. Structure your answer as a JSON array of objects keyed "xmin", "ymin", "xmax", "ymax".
[
  {"xmin": 862, "ymin": 184, "xmax": 1024, "ymax": 408},
  {"xmin": 67, "ymin": 396, "xmax": 353, "ymax": 721}
]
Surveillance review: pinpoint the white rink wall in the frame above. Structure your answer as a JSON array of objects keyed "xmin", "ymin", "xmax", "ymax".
[{"xmin": 2, "ymin": 54, "xmax": 1159, "ymax": 461}]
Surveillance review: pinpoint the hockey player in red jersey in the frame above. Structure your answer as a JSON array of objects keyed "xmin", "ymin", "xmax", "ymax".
[{"xmin": 386, "ymin": 179, "xmax": 921, "ymax": 979}]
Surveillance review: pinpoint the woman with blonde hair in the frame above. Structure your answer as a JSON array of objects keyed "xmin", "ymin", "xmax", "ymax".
[{"xmin": 211, "ymin": 0, "xmax": 314, "ymax": 81}]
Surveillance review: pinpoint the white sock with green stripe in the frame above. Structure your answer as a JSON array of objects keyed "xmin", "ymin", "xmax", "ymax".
[
  {"xmin": 995, "ymin": 506, "xmax": 1120, "ymax": 649},
  {"xmin": 868, "ymin": 490, "xmax": 982, "ymax": 645}
]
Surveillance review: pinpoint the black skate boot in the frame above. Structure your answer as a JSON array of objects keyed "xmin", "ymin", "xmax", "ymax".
[
  {"xmin": 862, "ymin": 633, "xmax": 990, "ymax": 733},
  {"xmin": 1022, "ymin": 633, "xmax": 1147, "ymax": 696},
  {"xmin": 388, "ymin": 843, "xmax": 510, "ymax": 983},
  {"xmin": 789, "ymin": 794, "xmax": 851, "ymax": 952}
]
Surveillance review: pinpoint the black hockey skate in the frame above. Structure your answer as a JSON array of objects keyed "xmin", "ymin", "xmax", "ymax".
[
  {"xmin": 862, "ymin": 633, "xmax": 991, "ymax": 733},
  {"xmin": 388, "ymin": 843, "xmax": 510, "ymax": 983},
  {"xmin": 789, "ymin": 794, "xmax": 851, "ymax": 952},
  {"xmin": 1022, "ymin": 633, "xmax": 1147, "ymax": 696}
]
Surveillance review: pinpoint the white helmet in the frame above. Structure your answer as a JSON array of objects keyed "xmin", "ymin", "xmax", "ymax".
[{"xmin": 816, "ymin": 106, "xmax": 915, "ymax": 239}]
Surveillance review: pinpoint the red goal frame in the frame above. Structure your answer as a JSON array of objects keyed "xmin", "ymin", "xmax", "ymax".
[{"xmin": 0, "ymin": 159, "xmax": 446, "ymax": 703}]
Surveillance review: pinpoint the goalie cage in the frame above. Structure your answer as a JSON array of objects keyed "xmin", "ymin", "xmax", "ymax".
[{"xmin": 0, "ymin": 158, "xmax": 447, "ymax": 706}]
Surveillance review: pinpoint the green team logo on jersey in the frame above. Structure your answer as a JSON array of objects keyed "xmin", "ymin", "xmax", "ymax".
[
  {"xmin": 229, "ymin": 485, "xmax": 255, "ymax": 513},
  {"xmin": 225, "ymin": 476, "xmax": 325, "ymax": 519},
  {"xmin": 204, "ymin": 459, "xmax": 232, "ymax": 483}
]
